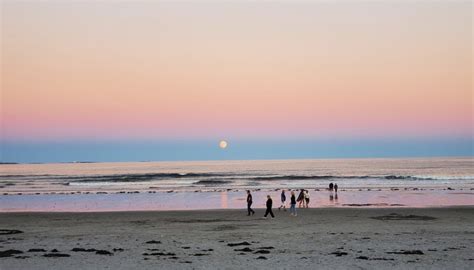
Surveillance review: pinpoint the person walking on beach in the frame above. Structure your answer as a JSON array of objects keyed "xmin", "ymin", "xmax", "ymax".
[
  {"xmin": 290, "ymin": 191, "xmax": 297, "ymax": 216},
  {"xmin": 246, "ymin": 190, "xmax": 255, "ymax": 216},
  {"xmin": 264, "ymin": 195, "xmax": 275, "ymax": 218},
  {"xmin": 278, "ymin": 190, "xmax": 286, "ymax": 211},
  {"xmin": 329, "ymin": 182, "xmax": 334, "ymax": 191},
  {"xmin": 297, "ymin": 189, "xmax": 305, "ymax": 208},
  {"xmin": 304, "ymin": 190, "xmax": 310, "ymax": 208},
  {"xmin": 334, "ymin": 183, "xmax": 338, "ymax": 193}
]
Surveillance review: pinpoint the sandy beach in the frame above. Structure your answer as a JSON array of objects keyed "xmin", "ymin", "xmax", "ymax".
[{"xmin": 1, "ymin": 207, "xmax": 473, "ymax": 269}]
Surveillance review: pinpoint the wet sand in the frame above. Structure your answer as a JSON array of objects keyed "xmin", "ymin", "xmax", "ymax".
[
  {"xmin": 1, "ymin": 207, "xmax": 473, "ymax": 269},
  {"xmin": 2, "ymin": 188, "xmax": 473, "ymax": 212}
]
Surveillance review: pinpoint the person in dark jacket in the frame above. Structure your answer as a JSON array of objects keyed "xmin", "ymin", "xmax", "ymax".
[
  {"xmin": 289, "ymin": 191, "xmax": 297, "ymax": 216},
  {"xmin": 334, "ymin": 183, "xmax": 338, "ymax": 193},
  {"xmin": 297, "ymin": 189, "xmax": 305, "ymax": 208},
  {"xmin": 329, "ymin": 182, "xmax": 334, "ymax": 191},
  {"xmin": 263, "ymin": 195, "xmax": 275, "ymax": 218},
  {"xmin": 246, "ymin": 190, "xmax": 255, "ymax": 216},
  {"xmin": 278, "ymin": 190, "xmax": 286, "ymax": 211}
]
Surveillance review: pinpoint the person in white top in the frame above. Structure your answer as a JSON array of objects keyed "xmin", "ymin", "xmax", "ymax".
[{"xmin": 304, "ymin": 190, "xmax": 310, "ymax": 208}]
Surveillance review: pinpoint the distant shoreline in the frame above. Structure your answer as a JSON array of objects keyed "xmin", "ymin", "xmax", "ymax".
[{"xmin": 1, "ymin": 155, "xmax": 472, "ymax": 165}]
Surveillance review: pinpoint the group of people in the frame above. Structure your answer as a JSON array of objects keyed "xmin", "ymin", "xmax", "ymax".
[
  {"xmin": 246, "ymin": 183, "xmax": 339, "ymax": 218},
  {"xmin": 246, "ymin": 190, "xmax": 295, "ymax": 218}
]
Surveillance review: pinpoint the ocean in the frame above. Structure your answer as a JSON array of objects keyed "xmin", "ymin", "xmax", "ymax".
[
  {"xmin": 1, "ymin": 157, "xmax": 473, "ymax": 211},
  {"xmin": 2, "ymin": 157, "xmax": 473, "ymax": 193}
]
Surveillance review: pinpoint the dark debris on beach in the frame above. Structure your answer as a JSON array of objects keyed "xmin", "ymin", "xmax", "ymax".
[
  {"xmin": 254, "ymin": 250, "xmax": 270, "ymax": 254},
  {"xmin": 227, "ymin": 241, "xmax": 251, "ymax": 247},
  {"xmin": 0, "ymin": 229, "xmax": 24, "ymax": 235},
  {"xmin": 330, "ymin": 251, "xmax": 348, "ymax": 256},
  {"xmin": 192, "ymin": 253, "xmax": 210, "ymax": 256},
  {"xmin": 0, "ymin": 249, "xmax": 23, "ymax": 257},
  {"xmin": 71, "ymin": 248, "xmax": 97, "ymax": 252},
  {"xmin": 95, "ymin": 250, "xmax": 113, "ymax": 255},
  {"xmin": 43, "ymin": 253, "xmax": 71, "ymax": 258},
  {"xmin": 371, "ymin": 213, "xmax": 437, "ymax": 221},
  {"xmin": 234, "ymin": 247, "xmax": 253, "ymax": 252},
  {"xmin": 387, "ymin": 250, "xmax": 424, "ymax": 255},
  {"xmin": 145, "ymin": 240, "xmax": 162, "ymax": 244}
]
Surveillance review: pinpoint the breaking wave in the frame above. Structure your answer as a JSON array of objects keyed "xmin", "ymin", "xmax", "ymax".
[{"xmin": 2, "ymin": 173, "xmax": 473, "ymax": 186}]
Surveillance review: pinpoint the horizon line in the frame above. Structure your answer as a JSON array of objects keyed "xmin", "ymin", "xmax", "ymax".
[{"xmin": 1, "ymin": 155, "xmax": 472, "ymax": 166}]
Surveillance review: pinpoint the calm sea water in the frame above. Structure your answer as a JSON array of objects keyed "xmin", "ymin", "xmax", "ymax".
[
  {"xmin": 1, "ymin": 157, "xmax": 473, "ymax": 194},
  {"xmin": 1, "ymin": 157, "xmax": 473, "ymax": 211}
]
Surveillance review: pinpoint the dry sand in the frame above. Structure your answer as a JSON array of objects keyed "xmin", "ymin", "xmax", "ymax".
[{"xmin": 1, "ymin": 207, "xmax": 473, "ymax": 269}]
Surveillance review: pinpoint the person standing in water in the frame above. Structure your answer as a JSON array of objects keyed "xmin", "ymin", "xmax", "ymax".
[
  {"xmin": 334, "ymin": 183, "xmax": 338, "ymax": 193},
  {"xmin": 329, "ymin": 182, "xmax": 334, "ymax": 191},
  {"xmin": 246, "ymin": 190, "xmax": 255, "ymax": 216},
  {"xmin": 263, "ymin": 195, "xmax": 275, "ymax": 218},
  {"xmin": 278, "ymin": 190, "xmax": 286, "ymax": 211},
  {"xmin": 290, "ymin": 191, "xmax": 297, "ymax": 216}
]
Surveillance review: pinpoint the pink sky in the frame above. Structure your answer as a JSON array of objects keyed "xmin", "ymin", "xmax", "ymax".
[{"xmin": 2, "ymin": 1, "xmax": 472, "ymax": 141}]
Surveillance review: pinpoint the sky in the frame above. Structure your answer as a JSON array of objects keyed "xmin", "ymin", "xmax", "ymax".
[{"xmin": 1, "ymin": 0, "xmax": 473, "ymax": 163}]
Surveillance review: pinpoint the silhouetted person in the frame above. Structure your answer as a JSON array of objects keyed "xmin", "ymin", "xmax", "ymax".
[
  {"xmin": 264, "ymin": 195, "xmax": 274, "ymax": 218},
  {"xmin": 247, "ymin": 190, "xmax": 255, "ymax": 216},
  {"xmin": 297, "ymin": 189, "xmax": 305, "ymax": 208},
  {"xmin": 334, "ymin": 183, "xmax": 338, "ymax": 193},
  {"xmin": 278, "ymin": 190, "xmax": 286, "ymax": 211},
  {"xmin": 329, "ymin": 183, "xmax": 334, "ymax": 191},
  {"xmin": 290, "ymin": 191, "xmax": 297, "ymax": 216}
]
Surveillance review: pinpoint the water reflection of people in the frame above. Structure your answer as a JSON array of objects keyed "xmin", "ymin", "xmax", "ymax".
[{"xmin": 329, "ymin": 183, "xmax": 339, "ymax": 205}]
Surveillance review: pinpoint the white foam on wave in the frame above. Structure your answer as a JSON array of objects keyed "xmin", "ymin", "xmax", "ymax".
[{"xmin": 413, "ymin": 175, "xmax": 474, "ymax": 181}]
